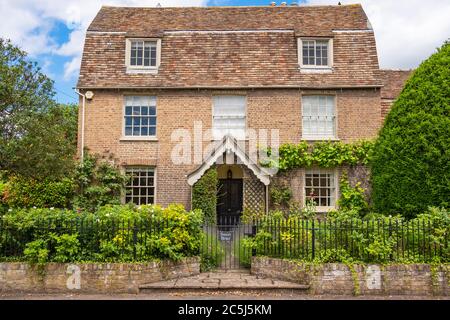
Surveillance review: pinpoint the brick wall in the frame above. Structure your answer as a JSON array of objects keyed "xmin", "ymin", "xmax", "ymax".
[
  {"xmin": 79, "ymin": 88, "xmax": 381, "ymax": 208},
  {"xmin": 251, "ymin": 257, "xmax": 449, "ymax": 296},
  {"xmin": 0, "ymin": 257, "xmax": 200, "ymax": 294}
]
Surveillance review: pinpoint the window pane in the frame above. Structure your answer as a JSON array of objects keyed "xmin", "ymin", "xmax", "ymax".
[
  {"xmin": 302, "ymin": 96, "xmax": 335, "ymax": 138},
  {"xmin": 149, "ymin": 127, "xmax": 156, "ymax": 136},
  {"xmin": 125, "ymin": 96, "xmax": 156, "ymax": 137},
  {"xmin": 305, "ymin": 170, "xmax": 335, "ymax": 208},
  {"xmin": 125, "ymin": 168, "xmax": 155, "ymax": 205},
  {"xmin": 143, "ymin": 46, "xmax": 150, "ymax": 67},
  {"xmin": 150, "ymin": 47, "xmax": 157, "ymax": 66},
  {"xmin": 213, "ymin": 96, "xmax": 246, "ymax": 139}
]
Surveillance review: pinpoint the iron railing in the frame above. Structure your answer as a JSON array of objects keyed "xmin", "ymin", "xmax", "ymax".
[
  {"xmin": 0, "ymin": 217, "xmax": 196, "ymax": 262},
  {"xmin": 201, "ymin": 217, "xmax": 449, "ymax": 266},
  {"xmin": 0, "ymin": 216, "xmax": 448, "ymax": 264}
]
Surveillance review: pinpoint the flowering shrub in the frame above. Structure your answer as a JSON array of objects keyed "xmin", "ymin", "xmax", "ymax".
[{"xmin": 0, "ymin": 204, "xmax": 204, "ymax": 263}]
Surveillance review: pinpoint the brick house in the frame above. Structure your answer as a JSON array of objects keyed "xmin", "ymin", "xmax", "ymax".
[{"xmin": 77, "ymin": 4, "xmax": 411, "ymax": 218}]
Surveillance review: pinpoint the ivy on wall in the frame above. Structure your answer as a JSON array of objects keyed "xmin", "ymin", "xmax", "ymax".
[
  {"xmin": 192, "ymin": 168, "xmax": 218, "ymax": 223},
  {"xmin": 263, "ymin": 140, "xmax": 374, "ymax": 171}
]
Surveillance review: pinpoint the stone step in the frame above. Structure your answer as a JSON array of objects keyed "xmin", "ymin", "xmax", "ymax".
[{"xmin": 138, "ymin": 273, "xmax": 310, "ymax": 294}]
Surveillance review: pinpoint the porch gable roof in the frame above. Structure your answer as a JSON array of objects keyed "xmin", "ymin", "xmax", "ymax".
[{"xmin": 187, "ymin": 135, "xmax": 271, "ymax": 186}]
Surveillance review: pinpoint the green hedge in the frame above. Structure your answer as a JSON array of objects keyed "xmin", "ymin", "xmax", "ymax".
[
  {"xmin": 0, "ymin": 204, "xmax": 204, "ymax": 263},
  {"xmin": 371, "ymin": 42, "xmax": 450, "ymax": 218},
  {"xmin": 2, "ymin": 176, "xmax": 74, "ymax": 209}
]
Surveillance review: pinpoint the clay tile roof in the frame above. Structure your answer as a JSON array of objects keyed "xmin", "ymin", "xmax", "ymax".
[
  {"xmin": 88, "ymin": 5, "xmax": 370, "ymax": 35},
  {"xmin": 379, "ymin": 70, "xmax": 414, "ymax": 99},
  {"xmin": 78, "ymin": 5, "xmax": 382, "ymax": 89}
]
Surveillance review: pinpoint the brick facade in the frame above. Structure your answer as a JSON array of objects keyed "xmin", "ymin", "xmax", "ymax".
[{"xmin": 79, "ymin": 88, "xmax": 381, "ymax": 209}]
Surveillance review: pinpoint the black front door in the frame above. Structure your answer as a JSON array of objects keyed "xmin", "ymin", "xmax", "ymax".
[{"xmin": 217, "ymin": 179, "xmax": 243, "ymax": 224}]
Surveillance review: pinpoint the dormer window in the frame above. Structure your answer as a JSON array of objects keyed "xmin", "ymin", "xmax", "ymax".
[
  {"xmin": 126, "ymin": 38, "xmax": 161, "ymax": 73},
  {"xmin": 298, "ymin": 38, "xmax": 333, "ymax": 70}
]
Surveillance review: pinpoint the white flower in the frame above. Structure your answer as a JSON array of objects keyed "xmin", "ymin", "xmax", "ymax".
[
  {"xmin": 50, "ymin": 207, "xmax": 54, "ymax": 210},
  {"xmin": 33, "ymin": 206, "xmax": 37, "ymax": 209},
  {"xmin": 8, "ymin": 209, "xmax": 13, "ymax": 212},
  {"xmin": 105, "ymin": 213, "xmax": 110, "ymax": 217},
  {"xmin": 137, "ymin": 206, "xmax": 142, "ymax": 210}
]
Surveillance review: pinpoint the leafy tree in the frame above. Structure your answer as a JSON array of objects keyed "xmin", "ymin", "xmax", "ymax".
[
  {"xmin": 371, "ymin": 41, "xmax": 450, "ymax": 218},
  {"xmin": 0, "ymin": 38, "xmax": 77, "ymax": 179}
]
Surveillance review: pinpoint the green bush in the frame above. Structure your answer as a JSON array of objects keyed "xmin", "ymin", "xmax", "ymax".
[
  {"xmin": 53, "ymin": 233, "xmax": 81, "ymax": 263},
  {"xmin": 371, "ymin": 41, "xmax": 450, "ymax": 218},
  {"xmin": 270, "ymin": 185, "xmax": 292, "ymax": 208},
  {"xmin": 23, "ymin": 239, "xmax": 49, "ymax": 265},
  {"xmin": 337, "ymin": 173, "xmax": 369, "ymax": 215},
  {"xmin": 3, "ymin": 176, "xmax": 74, "ymax": 209},
  {"xmin": 192, "ymin": 168, "xmax": 218, "ymax": 223},
  {"xmin": 0, "ymin": 204, "xmax": 204, "ymax": 263},
  {"xmin": 0, "ymin": 180, "xmax": 7, "ymax": 215}
]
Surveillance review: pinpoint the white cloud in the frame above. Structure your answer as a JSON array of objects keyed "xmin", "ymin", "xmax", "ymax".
[
  {"xmin": 0, "ymin": 0, "xmax": 207, "ymax": 80},
  {"xmin": 63, "ymin": 56, "xmax": 82, "ymax": 81},
  {"xmin": 306, "ymin": 0, "xmax": 450, "ymax": 69}
]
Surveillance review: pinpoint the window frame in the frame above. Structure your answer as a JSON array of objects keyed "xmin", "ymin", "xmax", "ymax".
[
  {"xmin": 122, "ymin": 95, "xmax": 158, "ymax": 140},
  {"xmin": 123, "ymin": 166, "xmax": 157, "ymax": 205},
  {"xmin": 125, "ymin": 38, "xmax": 162, "ymax": 72},
  {"xmin": 298, "ymin": 38, "xmax": 333, "ymax": 69},
  {"xmin": 301, "ymin": 94, "xmax": 338, "ymax": 141},
  {"xmin": 212, "ymin": 95, "xmax": 248, "ymax": 141},
  {"xmin": 303, "ymin": 168, "xmax": 339, "ymax": 213}
]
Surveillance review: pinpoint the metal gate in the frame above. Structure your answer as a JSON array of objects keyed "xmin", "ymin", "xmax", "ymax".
[{"xmin": 201, "ymin": 215, "xmax": 256, "ymax": 270}]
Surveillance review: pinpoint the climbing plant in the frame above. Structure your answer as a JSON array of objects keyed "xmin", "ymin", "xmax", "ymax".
[
  {"xmin": 262, "ymin": 140, "xmax": 374, "ymax": 171},
  {"xmin": 192, "ymin": 168, "xmax": 218, "ymax": 223}
]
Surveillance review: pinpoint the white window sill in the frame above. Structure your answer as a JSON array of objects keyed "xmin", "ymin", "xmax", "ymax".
[
  {"xmin": 126, "ymin": 68, "xmax": 159, "ymax": 74},
  {"xmin": 302, "ymin": 137, "xmax": 340, "ymax": 142},
  {"xmin": 299, "ymin": 67, "xmax": 333, "ymax": 74},
  {"xmin": 120, "ymin": 136, "xmax": 158, "ymax": 142}
]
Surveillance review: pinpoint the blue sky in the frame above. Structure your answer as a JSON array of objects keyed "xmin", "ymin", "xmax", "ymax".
[{"xmin": 0, "ymin": 0, "xmax": 449, "ymax": 104}]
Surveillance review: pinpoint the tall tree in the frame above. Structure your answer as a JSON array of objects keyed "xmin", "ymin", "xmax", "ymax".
[
  {"xmin": 0, "ymin": 38, "xmax": 77, "ymax": 179},
  {"xmin": 371, "ymin": 41, "xmax": 450, "ymax": 218}
]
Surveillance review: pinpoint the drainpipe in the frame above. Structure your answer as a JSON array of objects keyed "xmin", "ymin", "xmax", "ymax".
[
  {"xmin": 265, "ymin": 185, "xmax": 269, "ymax": 214},
  {"xmin": 74, "ymin": 89, "xmax": 86, "ymax": 162}
]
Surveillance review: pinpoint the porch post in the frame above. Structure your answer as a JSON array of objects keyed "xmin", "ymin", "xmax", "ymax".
[{"xmin": 265, "ymin": 184, "xmax": 269, "ymax": 214}]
